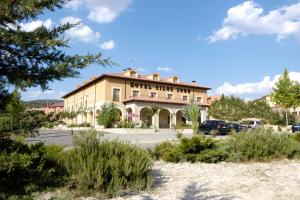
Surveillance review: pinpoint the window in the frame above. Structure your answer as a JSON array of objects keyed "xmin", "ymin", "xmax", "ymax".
[
  {"xmin": 173, "ymin": 77, "xmax": 178, "ymax": 83},
  {"xmin": 183, "ymin": 95, "xmax": 188, "ymax": 101},
  {"xmin": 130, "ymin": 71, "xmax": 137, "ymax": 78},
  {"xmin": 167, "ymin": 93, "xmax": 173, "ymax": 100},
  {"xmin": 153, "ymin": 74, "xmax": 159, "ymax": 81},
  {"xmin": 132, "ymin": 90, "xmax": 139, "ymax": 97},
  {"xmin": 113, "ymin": 88, "xmax": 121, "ymax": 101},
  {"xmin": 197, "ymin": 96, "xmax": 202, "ymax": 103},
  {"xmin": 150, "ymin": 92, "xmax": 157, "ymax": 98}
]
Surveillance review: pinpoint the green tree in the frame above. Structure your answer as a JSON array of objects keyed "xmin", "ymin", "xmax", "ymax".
[
  {"xmin": 208, "ymin": 95, "xmax": 247, "ymax": 122},
  {"xmin": 247, "ymin": 99, "xmax": 274, "ymax": 123},
  {"xmin": 0, "ymin": 1, "xmax": 112, "ymax": 137},
  {"xmin": 272, "ymin": 69, "xmax": 300, "ymax": 126},
  {"xmin": 183, "ymin": 101, "xmax": 200, "ymax": 134},
  {"xmin": 0, "ymin": 0, "xmax": 111, "ymax": 103},
  {"xmin": 4, "ymin": 90, "xmax": 25, "ymax": 132},
  {"xmin": 96, "ymin": 103, "xmax": 121, "ymax": 128}
]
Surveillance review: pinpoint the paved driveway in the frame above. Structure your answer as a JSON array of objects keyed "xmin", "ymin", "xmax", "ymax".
[
  {"xmin": 25, "ymin": 129, "xmax": 228, "ymax": 149},
  {"xmin": 25, "ymin": 129, "xmax": 192, "ymax": 149}
]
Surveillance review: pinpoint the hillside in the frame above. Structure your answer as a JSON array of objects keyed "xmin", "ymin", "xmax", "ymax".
[{"xmin": 23, "ymin": 99, "xmax": 63, "ymax": 108}]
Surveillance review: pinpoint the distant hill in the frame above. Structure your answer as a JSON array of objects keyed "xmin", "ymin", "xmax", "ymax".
[{"xmin": 23, "ymin": 99, "xmax": 63, "ymax": 108}]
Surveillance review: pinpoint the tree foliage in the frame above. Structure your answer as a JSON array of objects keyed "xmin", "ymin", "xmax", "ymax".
[
  {"xmin": 208, "ymin": 95, "xmax": 248, "ymax": 122},
  {"xmin": 183, "ymin": 101, "xmax": 200, "ymax": 134},
  {"xmin": 96, "ymin": 103, "xmax": 121, "ymax": 128},
  {"xmin": 272, "ymin": 69, "xmax": 300, "ymax": 109},
  {"xmin": 208, "ymin": 95, "xmax": 290, "ymax": 124},
  {"xmin": 0, "ymin": 0, "xmax": 111, "ymax": 99},
  {"xmin": 0, "ymin": 0, "xmax": 112, "ymax": 137}
]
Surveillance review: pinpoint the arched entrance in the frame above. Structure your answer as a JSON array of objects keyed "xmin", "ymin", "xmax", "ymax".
[
  {"xmin": 140, "ymin": 107, "xmax": 152, "ymax": 127},
  {"xmin": 83, "ymin": 112, "xmax": 87, "ymax": 123},
  {"xmin": 127, "ymin": 107, "xmax": 133, "ymax": 122},
  {"xmin": 89, "ymin": 111, "xmax": 94, "ymax": 125},
  {"xmin": 116, "ymin": 108, "xmax": 122, "ymax": 123},
  {"xmin": 96, "ymin": 109, "xmax": 101, "ymax": 117},
  {"xmin": 159, "ymin": 109, "xmax": 170, "ymax": 128},
  {"xmin": 176, "ymin": 110, "xmax": 186, "ymax": 125}
]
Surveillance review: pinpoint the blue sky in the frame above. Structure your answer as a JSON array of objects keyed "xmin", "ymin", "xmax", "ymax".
[{"xmin": 21, "ymin": 0, "xmax": 300, "ymax": 101}]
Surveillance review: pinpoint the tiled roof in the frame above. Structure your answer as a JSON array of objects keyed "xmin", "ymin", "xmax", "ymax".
[{"xmin": 62, "ymin": 72, "xmax": 211, "ymax": 98}]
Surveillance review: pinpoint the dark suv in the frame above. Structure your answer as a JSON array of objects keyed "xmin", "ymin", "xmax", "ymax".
[
  {"xmin": 199, "ymin": 120, "xmax": 231, "ymax": 135},
  {"xmin": 292, "ymin": 123, "xmax": 300, "ymax": 133}
]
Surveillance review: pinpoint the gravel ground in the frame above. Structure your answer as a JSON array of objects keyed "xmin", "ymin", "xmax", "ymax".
[{"xmin": 113, "ymin": 160, "xmax": 300, "ymax": 200}]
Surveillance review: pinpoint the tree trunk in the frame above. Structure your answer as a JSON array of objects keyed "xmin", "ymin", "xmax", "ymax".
[{"xmin": 285, "ymin": 111, "xmax": 289, "ymax": 127}]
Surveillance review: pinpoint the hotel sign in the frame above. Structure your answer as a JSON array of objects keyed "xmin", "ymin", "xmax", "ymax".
[{"xmin": 130, "ymin": 81, "xmax": 191, "ymax": 93}]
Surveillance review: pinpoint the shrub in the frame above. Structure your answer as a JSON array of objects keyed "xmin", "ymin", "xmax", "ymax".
[
  {"xmin": 150, "ymin": 141, "xmax": 182, "ymax": 162},
  {"xmin": 96, "ymin": 103, "xmax": 121, "ymax": 128},
  {"xmin": 63, "ymin": 131, "xmax": 152, "ymax": 197},
  {"xmin": 291, "ymin": 132, "xmax": 300, "ymax": 143},
  {"xmin": 226, "ymin": 128, "xmax": 300, "ymax": 162},
  {"xmin": 151, "ymin": 135, "xmax": 228, "ymax": 163},
  {"xmin": 116, "ymin": 119, "xmax": 136, "ymax": 128},
  {"xmin": 67, "ymin": 122, "xmax": 91, "ymax": 128},
  {"xmin": 0, "ymin": 140, "xmax": 67, "ymax": 199}
]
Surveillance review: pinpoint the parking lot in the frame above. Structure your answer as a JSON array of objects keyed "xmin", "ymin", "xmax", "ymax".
[
  {"xmin": 25, "ymin": 129, "xmax": 191, "ymax": 149},
  {"xmin": 25, "ymin": 129, "xmax": 229, "ymax": 149}
]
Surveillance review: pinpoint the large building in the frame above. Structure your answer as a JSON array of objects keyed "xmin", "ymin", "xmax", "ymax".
[{"xmin": 62, "ymin": 69, "xmax": 211, "ymax": 129}]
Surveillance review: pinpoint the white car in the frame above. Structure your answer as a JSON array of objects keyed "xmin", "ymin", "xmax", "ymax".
[{"xmin": 240, "ymin": 119, "xmax": 262, "ymax": 129}]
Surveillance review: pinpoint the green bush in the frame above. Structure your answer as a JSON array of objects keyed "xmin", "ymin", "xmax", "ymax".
[
  {"xmin": 67, "ymin": 122, "xmax": 91, "ymax": 128},
  {"xmin": 150, "ymin": 141, "xmax": 182, "ymax": 162},
  {"xmin": 96, "ymin": 103, "xmax": 121, "ymax": 128},
  {"xmin": 226, "ymin": 128, "xmax": 300, "ymax": 162},
  {"xmin": 63, "ymin": 131, "xmax": 152, "ymax": 197},
  {"xmin": 291, "ymin": 132, "xmax": 300, "ymax": 143},
  {"xmin": 0, "ymin": 140, "xmax": 67, "ymax": 199},
  {"xmin": 116, "ymin": 119, "xmax": 137, "ymax": 128},
  {"xmin": 150, "ymin": 135, "xmax": 228, "ymax": 163}
]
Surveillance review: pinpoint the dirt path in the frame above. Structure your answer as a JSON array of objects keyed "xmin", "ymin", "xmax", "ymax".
[{"xmin": 113, "ymin": 160, "xmax": 300, "ymax": 200}]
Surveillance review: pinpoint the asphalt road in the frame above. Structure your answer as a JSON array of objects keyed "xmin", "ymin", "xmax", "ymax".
[
  {"xmin": 25, "ymin": 129, "xmax": 228, "ymax": 149},
  {"xmin": 25, "ymin": 129, "xmax": 192, "ymax": 149}
]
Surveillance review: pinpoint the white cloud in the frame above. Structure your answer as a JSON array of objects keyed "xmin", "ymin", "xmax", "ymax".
[
  {"xmin": 66, "ymin": 0, "xmax": 132, "ymax": 23},
  {"xmin": 60, "ymin": 16, "xmax": 100, "ymax": 43},
  {"xmin": 215, "ymin": 71, "xmax": 300, "ymax": 97},
  {"xmin": 20, "ymin": 19, "xmax": 53, "ymax": 32},
  {"xmin": 100, "ymin": 40, "xmax": 115, "ymax": 50},
  {"xmin": 157, "ymin": 67, "xmax": 173, "ymax": 72},
  {"xmin": 208, "ymin": 1, "xmax": 300, "ymax": 42},
  {"xmin": 27, "ymin": 90, "xmax": 66, "ymax": 100}
]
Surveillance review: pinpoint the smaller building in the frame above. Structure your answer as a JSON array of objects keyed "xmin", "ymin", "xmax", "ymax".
[
  {"xmin": 44, "ymin": 102, "xmax": 64, "ymax": 115},
  {"xmin": 259, "ymin": 94, "xmax": 300, "ymax": 120},
  {"xmin": 207, "ymin": 95, "xmax": 221, "ymax": 105}
]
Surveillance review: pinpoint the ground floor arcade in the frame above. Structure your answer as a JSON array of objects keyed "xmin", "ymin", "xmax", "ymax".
[{"xmin": 66, "ymin": 101, "xmax": 208, "ymax": 129}]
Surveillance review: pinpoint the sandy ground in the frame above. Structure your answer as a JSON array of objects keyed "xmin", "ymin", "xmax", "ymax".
[{"xmin": 113, "ymin": 160, "xmax": 300, "ymax": 200}]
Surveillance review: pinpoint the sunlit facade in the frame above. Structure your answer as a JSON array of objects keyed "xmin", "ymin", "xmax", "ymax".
[{"xmin": 62, "ymin": 69, "xmax": 211, "ymax": 129}]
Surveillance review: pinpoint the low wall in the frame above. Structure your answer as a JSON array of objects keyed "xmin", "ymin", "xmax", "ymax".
[{"xmin": 96, "ymin": 128, "xmax": 156, "ymax": 134}]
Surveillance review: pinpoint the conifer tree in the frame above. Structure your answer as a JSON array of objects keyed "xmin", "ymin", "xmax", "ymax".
[{"xmin": 0, "ymin": 0, "xmax": 111, "ymax": 106}]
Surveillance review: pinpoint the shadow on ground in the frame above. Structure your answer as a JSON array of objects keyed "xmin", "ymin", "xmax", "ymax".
[
  {"xmin": 151, "ymin": 168, "xmax": 169, "ymax": 189},
  {"xmin": 180, "ymin": 182, "xmax": 237, "ymax": 200}
]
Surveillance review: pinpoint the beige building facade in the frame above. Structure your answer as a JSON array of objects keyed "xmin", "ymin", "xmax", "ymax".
[{"xmin": 62, "ymin": 69, "xmax": 211, "ymax": 129}]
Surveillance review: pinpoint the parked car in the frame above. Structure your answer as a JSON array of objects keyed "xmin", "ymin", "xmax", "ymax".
[
  {"xmin": 227, "ymin": 122, "xmax": 243, "ymax": 133},
  {"xmin": 199, "ymin": 120, "xmax": 231, "ymax": 135},
  {"xmin": 292, "ymin": 123, "xmax": 300, "ymax": 133},
  {"xmin": 240, "ymin": 119, "xmax": 262, "ymax": 129}
]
